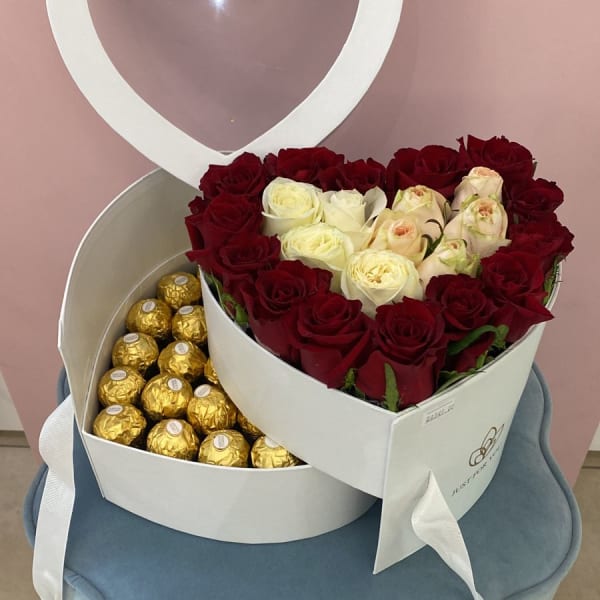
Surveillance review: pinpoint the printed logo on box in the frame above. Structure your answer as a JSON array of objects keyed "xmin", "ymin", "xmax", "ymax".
[
  {"xmin": 451, "ymin": 423, "xmax": 506, "ymax": 497},
  {"xmin": 469, "ymin": 425, "xmax": 505, "ymax": 467}
]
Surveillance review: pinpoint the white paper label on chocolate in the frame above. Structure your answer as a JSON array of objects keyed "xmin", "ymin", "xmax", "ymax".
[
  {"xmin": 110, "ymin": 369, "xmax": 127, "ymax": 382},
  {"xmin": 264, "ymin": 437, "xmax": 280, "ymax": 449},
  {"xmin": 166, "ymin": 420, "xmax": 183, "ymax": 436},
  {"xmin": 174, "ymin": 275, "xmax": 189, "ymax": 286},
  {"xmin": 422, "ymin": 400, "xmax": 455, "ymax": 426},
  {"xmin": 167, "ymin": 378, "xmax": 183, "ymax": 392},
  {"xmin": 123, "ymin": 333, "xmax": 139, "ymax": 344},
  {"xmin": 174, "ymin": 342, "xmax": 189, "ymax": 355},
  {"xmin": 194, "ymin": 384, "xmax": 211, "ymax": 398},
  {"xmin": 105, "ymin": 405, "xmax": 124, "ymax": 416},
  {"xmin": 142, "ymin": 300, "xmax": 156, "ymax": 313},
  {"xmin": 213, "ymin": 434, "xmax": 230, "ymax": 450},
  {"xmin": 178, "ymin": 305, "xmax": 194, "ymax": 315}
]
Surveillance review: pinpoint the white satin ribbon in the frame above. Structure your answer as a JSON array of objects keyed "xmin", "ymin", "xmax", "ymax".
[
  {"xmin": 411, "ymin": 472, "xmax": 484, "ymax": 600},
  {"xmin": 32, "ymin": 394, "xmax": 76, "ymax": 600}
]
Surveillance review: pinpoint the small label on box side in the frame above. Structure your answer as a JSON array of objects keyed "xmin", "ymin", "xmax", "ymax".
[{"xmin": 422, "ymin": 400, "xmax": 455, "ymax": 426}]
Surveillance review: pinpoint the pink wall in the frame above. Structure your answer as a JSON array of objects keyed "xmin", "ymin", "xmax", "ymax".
[{"xmin": 2, "ymin": 0, "xmax": 598, "ymax": 483}]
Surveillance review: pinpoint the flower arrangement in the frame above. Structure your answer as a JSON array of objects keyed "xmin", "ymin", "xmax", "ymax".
[{"xmin": 186, "ymin": 136, "xmax": 573, "ymax": 411}]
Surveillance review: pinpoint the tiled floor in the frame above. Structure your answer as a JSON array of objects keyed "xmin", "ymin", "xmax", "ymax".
[{"xmin": 0, "ymin": 435, "xmax": 598, "ymax": 599}]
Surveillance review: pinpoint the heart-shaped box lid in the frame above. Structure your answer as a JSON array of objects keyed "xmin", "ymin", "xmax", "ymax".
[{"xmin": 47, "ymin": 0, "xmax": 404, "ymax": 188}]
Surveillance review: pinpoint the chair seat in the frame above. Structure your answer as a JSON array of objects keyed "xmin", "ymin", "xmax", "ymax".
[{"xmin": 24, "ymin": 365, "xmax": 581, "ymax": 600}]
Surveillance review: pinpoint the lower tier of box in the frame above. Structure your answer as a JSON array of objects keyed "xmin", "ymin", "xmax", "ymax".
[{"xmin": 24, "ymin": 365, "xmax": 581, "ymax": 599}]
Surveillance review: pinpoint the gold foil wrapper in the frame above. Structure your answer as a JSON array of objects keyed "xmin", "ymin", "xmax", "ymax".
[
  {"xmin": 187, "ymin": 384, "xmax": 237, "ymax": 435},
  {"xmin": 141, "ymin": 373, "xmax": 193, "ymax": 421},
  {"xmin": 158, "ymin": 341, "xmax": 207, "ymax": 382},
  {"xmin": 97, "ymin": 366, "xmax": 145, "ymax": 407},
  {"xmin": 157, "ymin": 272, "xmax": 202, "ymax": 310},
  {"xmin": 198, "ymin": 430, "xmax": 249, "ymax": 467},
  {"xmin": 93, "ymin": 404, "xmax": 147, "ymax": 447},
  {"xmin": 251, "ymin": 436, "xmax": 302, "ymax": 468},
  {"xmin": 126, "ymin": 298, "xmax": 172, "ymax": 341},
  {"xmin": 171, "ymin": 305, "xmax": 208, "ymax": 346},
  {"xmin": 237, "ymin": 411, "xmax": 263, "ymax": 440},
  {"xmin": 203, "ymin": 357, "xmax": 220, "ymax": 386},
  {"xmin": 146, "ymin": 419, "xmax": 199, "ymax": 461},
  {"xmin": 112, "ymin": 332, "xmax": 159, "ymax": 375}
]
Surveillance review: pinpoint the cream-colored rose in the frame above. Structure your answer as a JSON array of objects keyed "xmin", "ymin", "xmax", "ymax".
[
  {"xmin": 320, "ymin": 187, "xmax": 387, "ymax": 245},
  {"xmin": 451, "ymin": 166, "xmax": 504, "ymax": 212},
  {"xmin": 368, "ymin": 209, "xmax": 427, "ymax": 265},
  {"xmin": 262, "ymin": 177, "xmax": 323, "ymax": 237},
  {"xmin": 392, "ymin": 185, "xmax": 449, "ymax": 240},
  {"xmin": 341, "ymin": 249, "xmax": 423, "ymax": 318},
  {"xmin": 280, "ymin": 223, "xmax": 354, "ymax": 290},
  {"xmin": 417, "ymin": 238, "xmax": 480, "ymax": 290},
  {"xmin": 443, "ymin": 195, "xmax": 509, "ymax": 258}
]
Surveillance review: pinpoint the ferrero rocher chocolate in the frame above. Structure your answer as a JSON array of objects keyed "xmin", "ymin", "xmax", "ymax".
[
  {"xmin": 251, "ymin": 436, "xmax": 302, "ymax": 469},
  {"xmin": 171, "ymin": 305, "xmax": 208, "ymax": 346},
  {"xmin": 146, "ymin": 419, "xmax": 199, "ymax": 460},
  {"xmin": 97, "ymin": 366, "xmax": 145, "ymax": 407},
  {"xmin": 198, "ymin": 430, "xmax": 250, "ymax": 467},
  {"xmin": 125, "ymin": 298, "xmax": 172, "ymax": 341},
  {"xmin": 203, "ymin": 357, "xmax": 220, "ymax": 386},
  {"xmin": 187, "ymin": 384, "xmax": 237, "ymax": 435},
  {"xmin": 112, "ymin": 332, "xmax": 159, "ymax": 375},
  {"xmin": 158, "ymin": 341, "xmax": 206, "ymax": 382},
  {"xmin": 93, "ymin": 404, "xmax": 146, "ymax": 447},
  {"xmin": 157, "ymin": 272, "xmax": 202, "ymax": 310},
  {"xmin": 141, "ymin": 373, "xmax": 193, "ymax": 421},
  {"xmin": 237, "ymin": 411, "xmax": 263, "ymax": 440}
]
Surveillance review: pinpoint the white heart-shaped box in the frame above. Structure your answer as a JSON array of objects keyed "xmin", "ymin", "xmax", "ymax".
[{"xmin": 47, "ymin": 0, "xmax": 404, "ymax": 187}]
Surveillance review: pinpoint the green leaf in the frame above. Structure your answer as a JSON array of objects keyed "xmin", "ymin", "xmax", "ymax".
[
  {"xmin": 341, "ymin": 368, "xmax": 366, "ymax": 400},
  {"xmin": 447, "ymin": 324, "xmax": 508, "ymax": 356},
  {"xmin": 436, "ymin": 368, "xmax": 478, "ymax": 394},
  {"xmin": 543, "ymin": 259, "xmax": 560, "ymax": 305},
  {"xmin": 384, "ymin": 363, "xmax": 401, "ymax": 412},
  {"xmin": 203, "ymin": 272, "xmax": 248, "ymax": 328}
]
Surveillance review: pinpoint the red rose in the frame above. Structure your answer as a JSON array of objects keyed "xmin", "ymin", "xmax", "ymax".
[
  {"xmin": 263, "ymin": 147, "xmax": 344, "ymax": 185},
  {"xmin": 288, "ymin": 292, "xmax": 372, "ymax": 389},
  {"xmin": 480, "ymin": 251, "xmax": 553, "ymax": 343},
  {"xmin": 425, "ymin": 275, "xmax": 499, "ymax": 371},
  {"xmin": 356, "ymin": 299, "xmax": 446, "ymax": 408},
  {"xmin": 386, "ymin": 145, "xmax": 469, "ymax": 201},
  {"xmin": 425, "ymin": 275, "xmax": 497, "ymax": 340},
  {"xmin": 239, "ymin": 261, "xmax": 332, "ymax": 363},
  {"xmin": 507, "ymin": 219, "xmax": 574, "ymax": 273},
  {"xmin": 185, "ymin": 193, "xmax": 262, "ymax": 250},
  {"xmin": 505, "ymin": 178, "xmax": 564, "ymax": 223},
  {"xmin": 187, "ymin": 233, "xmax": 280, "ymax": 303},
  {"xmin": 317, "ymin": 158, "xmax": 386, "ymax": 194},
  {"xmin": 199, "ymin": 153, "xmax": 266, "ymax": 202},
  {"xmin": 457, "ymin": 135, "xmax": 534, "ymax": 187}
]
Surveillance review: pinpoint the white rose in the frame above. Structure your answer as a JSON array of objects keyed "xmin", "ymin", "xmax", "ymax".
[
  {"xmin": 341, "ymin": 249, "xmax": 423, "ymax": 318},
  {"xmin": 367, "ymin": 209, "xmax": 427, "ymax": 265},
  {"xmin": 391, "ymin": 185, "xmax": 450, "ymax": 240},
  {"xmin": 451, "ymin": 166, "xmax": 504, "ymax": 212},
  {"xmin": 443, "ymin": 195, "xmax": 509, "ymax": 258},
  {"xmin": 417, "ymin": 238, "xmax": 480, "ymax": 290},
  {"xmin": 262, "ymin": 177, "xmax": 323, "ymax": 237},
  {"xmin": 320, "ymin": 187, "xmax": 387, "ymax": 249},
  {"xmin": 280, "ymin": 223, "xmax": 354, "ymax": 290}
]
